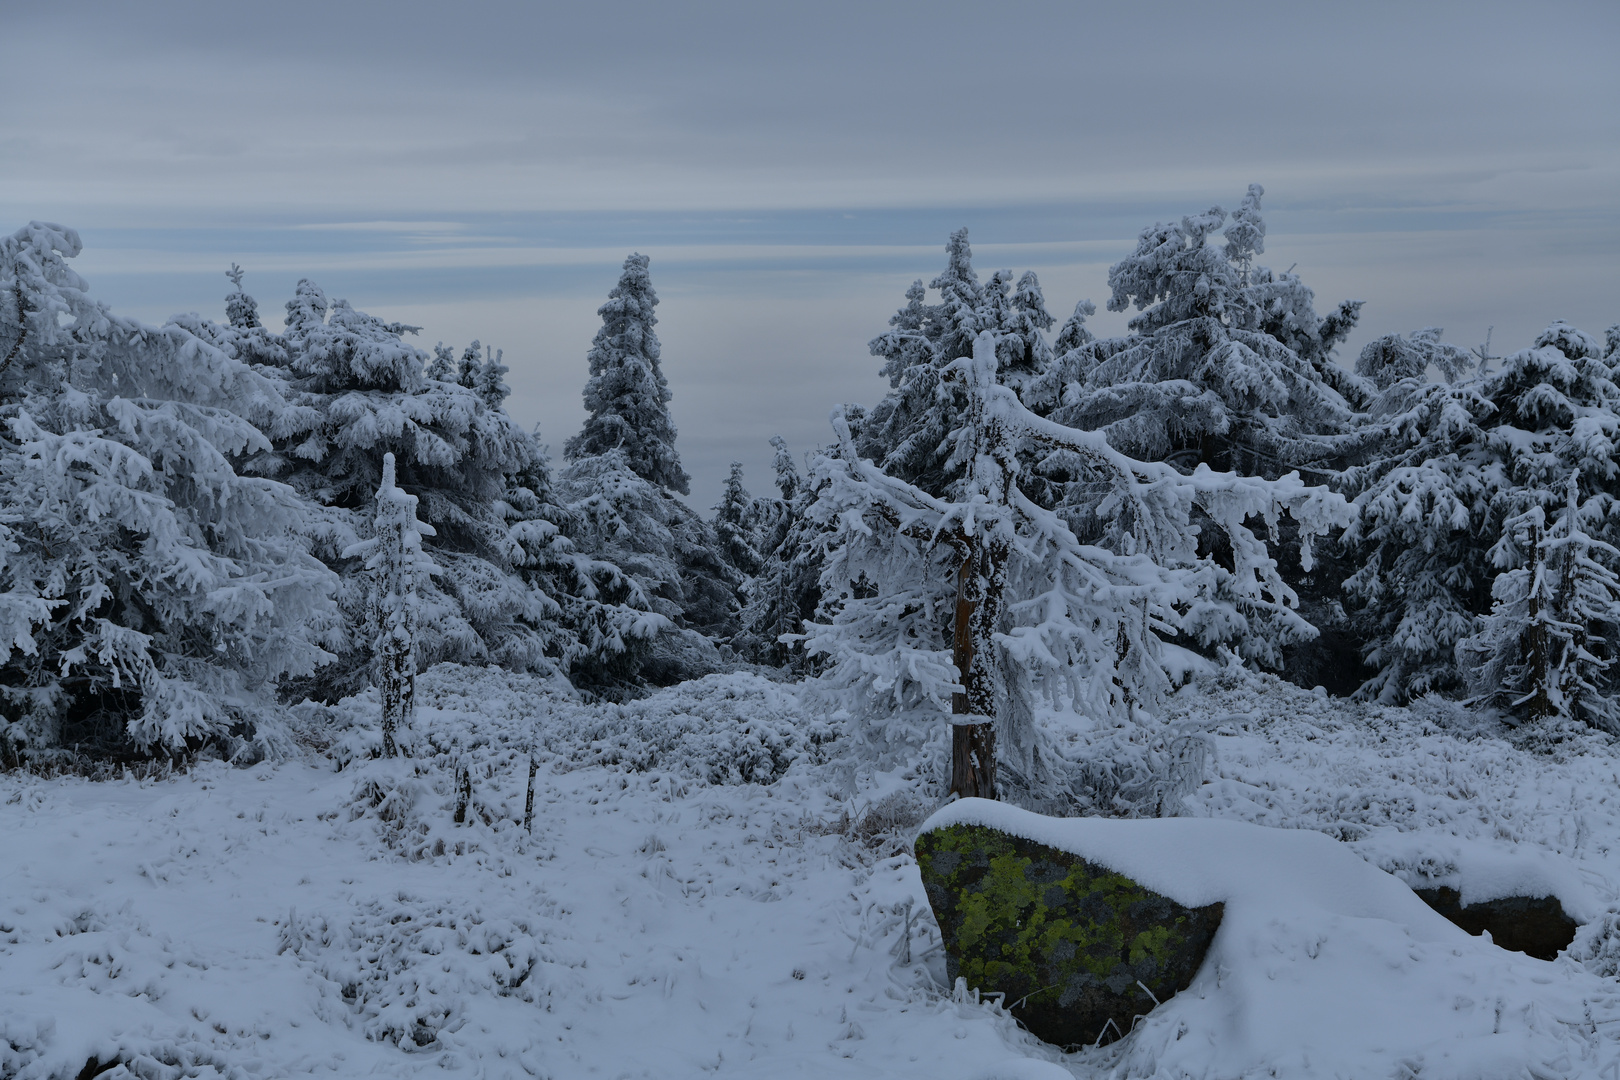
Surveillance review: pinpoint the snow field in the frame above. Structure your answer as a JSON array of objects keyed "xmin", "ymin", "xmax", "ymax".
[
  {"xmin": 9, "ymin": 666, "xmax": 1620, "ymax": 1077},
  {"xmin": 0, "ymin": 675, "xmax": 1058, "ymax": 1079}
]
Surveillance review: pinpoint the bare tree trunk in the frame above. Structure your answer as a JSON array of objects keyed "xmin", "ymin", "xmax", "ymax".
[{"xmin": 950, "ymin": 547, "xmax": 999, "ymax": 800}]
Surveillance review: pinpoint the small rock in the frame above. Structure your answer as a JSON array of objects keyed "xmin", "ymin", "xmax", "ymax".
[{"xmin": 1413, "ymin": 887, "xmax": 1577, "ymax": 960}]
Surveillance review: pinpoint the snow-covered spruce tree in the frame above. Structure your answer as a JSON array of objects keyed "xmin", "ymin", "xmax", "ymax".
[
  {"xmin": 165, "ymin": 265, "xmax": 290, "ymax": 373},
  {"xmin": 475, "ymin": 345, "xmax": 509, "ymax": 410},
  {"xmin": 1459, "ymin": 477, "xmax": 1620, "ymax": 731},
  {"xmin": 343, "ymin": 453, "xmax": 437, "ymax": 756},
  {"xmin": 498, "ymin": 435, "xmax": 668, "ymax": 699},
  {"xmin": 0, "ymin": 223, "xmax": 339, "ymax": 762},
  {"xmin": 713, "ymin": 462, "xmax": 764, "ymax": 576},
  {"xmin": 554, "ymin": 450, "xmax": 740, "ymax": 688},
  {"xmin": 425, "ymin": 343, "xmax": 457, "ymax": 382},
  {"xmin": 805, "ymin": 332, "xmax": 1350, "ymax": 800},
  {"xmin": 1024, "ymin": 185, "xmax": 1363, "ymax": 479},
  {"xmin": 1355, "ymin": 327, "xmax": 1476, "ymax": 392},
  {"xmin": 1020, "ymin": 186, "xmax": 1368, "ymax": 688},
  {"xmin": 1344, "ymin": 322, "xmax": 1620, "ymax": 702},
  {"xmin": 1338, "ymin": 360, "xmax": 1493, "ymax": 702},
  {"xmin": 736, "ymin": 436, "xmax": 831, "ymax": 669},
  {"xmin": 456, "ymin": 340, "xmax": 481, "ymax": 389},
  {"xmin": 257, "ymin": 280, "xmax": 548, "ymax": 699},
  {"xmin": 558, "ymin": 255, "xmax": 741, "ymax": 680},
  {"xmin": 564, "ymin": 253, "xmax": 690, "ymax": 495},
  {"xmin": 858, "ymin": 229, "xmax": 1056, "ymax": 495}
]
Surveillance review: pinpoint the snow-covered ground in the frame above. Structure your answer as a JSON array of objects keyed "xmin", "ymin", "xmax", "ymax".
[{"xmin": 6, "ymin": 666, "xmax": 1620, "ymax": 1078}]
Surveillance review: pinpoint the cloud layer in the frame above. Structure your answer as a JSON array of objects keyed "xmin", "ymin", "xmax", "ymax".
[{"xmin": 4, "ymin": 0, "xmax": 1616, "ymax": 505}]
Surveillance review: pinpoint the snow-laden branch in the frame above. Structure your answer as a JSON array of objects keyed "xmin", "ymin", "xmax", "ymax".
[{"xmin": 807, "ymin": 332, "xmax": 1352, "ymax": 769}]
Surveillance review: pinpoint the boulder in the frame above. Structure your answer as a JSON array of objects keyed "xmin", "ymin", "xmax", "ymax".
[
  {"xmin": 1413, "ymin": 887, "xmax": 1578, "ymax": 960},
  {"xmin": 915, "ymin": 821, "xmax": 1223, "ymax": 1048}
]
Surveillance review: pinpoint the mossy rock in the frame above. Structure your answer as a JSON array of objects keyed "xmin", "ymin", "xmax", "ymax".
[{"xmin": 916, "ymin": 821, "xmax": 1223, "ymax": 1048}]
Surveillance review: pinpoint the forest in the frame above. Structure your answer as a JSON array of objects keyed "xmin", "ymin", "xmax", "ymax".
[
  {"xmin": 6, "ymin": 187, "xmax": 1620, "ymax": 1079},
  {"xmin": 3, "ymin": 184, "xmax": 1616, "ymax": 778}
]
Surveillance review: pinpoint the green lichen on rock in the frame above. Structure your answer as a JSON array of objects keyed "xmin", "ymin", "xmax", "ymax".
[{"xmin": 916, "ymin": 822, "xmax": 1223, "ymax": 1048}]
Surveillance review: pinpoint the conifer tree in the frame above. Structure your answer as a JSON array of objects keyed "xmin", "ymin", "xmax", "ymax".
[
  {"xmin": 807, "ymin": 332, "xmax": 1350, "ymax": 799},
  {"xmin": 860, "ymin": 230, "xmax": 1057, "ymax": 495},
  {"xmin": 225, "ymin": 263, "xmax": 261, "ymax": 329},
  {"xmin": 1024, "ymin": 185, "xmax": 1361, "ymax": 479},
  {"xmin": 257, "ymin": 278, "xmax": 547, "ymax": 698},
  {"xmin": 1051, "ymin": 299, "xmax": 1096, "ymax": 356},
  {"xmin": 1345, "ymin": 322, "xmax": 1620, "ymax": 703},
  {"xmin": 476, "ymin": 345, "xmax": 510, "ymax": 409},
  {"xmin": 344, "ymin": 453, "xmax": 437, "ymax": 756},
  {"xmin": 426, "ymin": 343, "xmax": 457, "ymax": 382},
  {"xmin": 1356, "ymin": 328, "xmax": 1474, "ymax": 391},
  {"xmin": 498, "ymin": 437, "xmax": 668, "ymax": 697},
  {"xmin": 738, "ymin": 436, "xmax": 826, "ymax": 669},
  {"xmin": 0, "ymin": 224, "xmax": 339, "ymax": 761},
  {"xmin": 457, "ymin": 340, "xmax": 481, "ymax": 389},
  {"xmin": 555, "ymin": 449, "xmax": 739, "ymax": 685},
  {"xmin": 564, "ymin": 254, "xmax": 689, "ymax": 495},
  {"xmin": 189, "ymin": 264, "xmax": 288, "ymax": 371},
  {"xmin": 1459, "ymin": 477, "xmax": 1620, "ymax": 730},
  {"xmin": 713, "ymin": 462, "xmax": 763, "ymax": 575}
]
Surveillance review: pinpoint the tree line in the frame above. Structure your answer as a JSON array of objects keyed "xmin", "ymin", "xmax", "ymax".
[{"xmin": 2, "ymin": 187, "xmax": 1616, "ymax": 779}]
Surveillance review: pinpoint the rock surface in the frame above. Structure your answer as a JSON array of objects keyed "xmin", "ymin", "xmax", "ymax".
[
  {"xmin": 915, "ymin": 821, "xmax": 1223, "ymax": 1048},
  {"xmin": 1413, "ymin": 887, "xmax": 1578, "ymax": 960}
]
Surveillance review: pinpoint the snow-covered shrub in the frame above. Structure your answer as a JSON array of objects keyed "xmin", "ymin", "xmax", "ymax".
[
  {"xmin": 1567, "ymin": 906, "xmax": 1620, "ymax": 977},
  {"xmin": 1024, "ymin": 713, "xmax": 1212, "ymax": 819},
  {"xmin": 344, "ymin": 759, "xmax": 448, "ymax": 859},
  {"xmin": 817, "ymin": 789, "xmax": 935, "ymax": 859},
  {"xmin": 556, "ymin": 672, "xmax": 834, "ymax": 785},
  {"xmin": 325, "ymin": 665, "xmax": 827, "ymax": 791}
]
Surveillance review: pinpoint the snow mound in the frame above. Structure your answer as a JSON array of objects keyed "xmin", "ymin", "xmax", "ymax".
[
  {"xmin": 1362, "ymin": 832, "xmax": 1602, "ymax": 923},
  {"xmin": 924, "ymin": 799, "xmax": 1620, "ymax": 1078}
]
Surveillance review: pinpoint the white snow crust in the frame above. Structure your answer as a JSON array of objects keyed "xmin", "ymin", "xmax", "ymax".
[
  {"xmin": 5, "ymin": 666, "xmax": 1620, "ymax": 1078},
  {"xmin": 922, "ymin": 799, "xmax": 1467, "ymax": 934}
]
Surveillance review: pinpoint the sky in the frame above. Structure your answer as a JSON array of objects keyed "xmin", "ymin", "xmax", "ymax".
[{"xmin": 3, "ymin": 0, "xmax": 1617, "ymax": 509}]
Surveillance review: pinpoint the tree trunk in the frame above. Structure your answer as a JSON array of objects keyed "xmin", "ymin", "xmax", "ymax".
[
  {"xmin": 950, "ymin": 548, "xmax": 998, "ymax": 800},
  {"xmin": 1524, "ymin": 516, "xmax": 1554, "ymax": 722}
]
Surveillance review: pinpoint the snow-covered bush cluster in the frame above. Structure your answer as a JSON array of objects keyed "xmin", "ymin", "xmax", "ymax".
[{"xmin": 555, "ymin": 673, "xmax": 835, "ymax": 784}]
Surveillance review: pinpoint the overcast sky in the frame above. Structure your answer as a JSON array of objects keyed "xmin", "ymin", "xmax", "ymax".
[{"xmin": 4, "ymin": 0, "xmax": 1617, "ymax": 508}]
